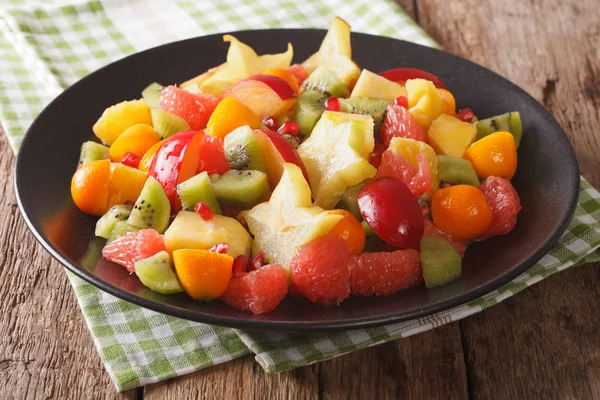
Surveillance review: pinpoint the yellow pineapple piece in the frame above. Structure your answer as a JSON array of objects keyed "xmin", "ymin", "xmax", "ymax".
[
  {"xmin": 92, "ymin": 100, "xmax": 152, "ymax": 145},
  {"xmin": 427, "ymin": 114, "xmax": 477, "ymax": 157},
  {"xmin": 351, "ymin": 69, "xmax": 407, "ymax": 99},
  {"xmin": 406, "ymin": 79, "xmax": 442, "ymax": 130},
  {"xmin": 388, "ymin": 137, "xmax": 439, "ymax": 191}
]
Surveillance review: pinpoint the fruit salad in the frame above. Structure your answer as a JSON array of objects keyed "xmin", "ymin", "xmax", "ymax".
[{"xmin": 71, "ymin": 17, "xmax": 523, "ymax": 314}]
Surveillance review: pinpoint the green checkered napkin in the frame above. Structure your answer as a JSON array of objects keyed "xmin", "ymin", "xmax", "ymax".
[{"xmin": 1, "ymin": 0, "xmax": 599, "ymax": 392}]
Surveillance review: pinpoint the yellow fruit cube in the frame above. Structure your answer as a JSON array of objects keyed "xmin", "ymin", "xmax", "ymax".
[
  {"xmin": 351, "ymin": 69, "xmax": 407, "ymax": 99},
  {"xmin": 388, "ymin": 137, "xmax": 439, "ymax": 191},
  {"xmin": 93, "ymin": 100, "xmax": 152, "ymax": 145},
  {"xmin": 427, "ymin": 114, "xmax": 477, "ymax": 158},
  {"xmin": 406, "ymin": 79, "xmax": 442, "ymax": 130}
]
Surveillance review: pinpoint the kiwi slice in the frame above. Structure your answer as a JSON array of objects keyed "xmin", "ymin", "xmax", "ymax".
[
  {"xmin": 142, "ymin": 82, "xmax": 164, "ymax": 107},
  {"xmin": 151, "ymin": 107, "xmax": 190, "ymax": 139},
  {"xmin": 293, "ymin": 90, "xmax": 327, "ymax": 136},
  {"xmin": 475, "ymin": 111, "xmax": 522, "ymax": 148},
  {"xmin": 281, "ymin": 134, "xmax": 301, "ymax": 149},
  {"xmin": 437, "ymin": 155, "xmax": 480, "ymax": 187},
  {"xmin": 210, "ymin": 170, "xmax": 271, "ymax": 207},
  {"xmin": 134, "ymin": 251, "xmax": 183, "ymax": 294},
  {"xmin": 223, "ymin": 126, "xmax": 268, "ymax": 172},
  {"xmin": 107, "ymin": 221, "xmax": 140, "ymax": 243},
  {"xmin": 338, "ymin": 98, "xmax": 391, "ymax": 131},
  {"xmin": 420, "ymin": 235, "xmax": 462, "ymax": 288},
  {"xmin": 302, "ymin": 66, "xmax": 350, "ymax": 97},
  {"xmin": 336, "ymin": 182, "xmax": 367, "ymax": 220},
  {"xmin": 95, "ymin": 205, "xmax": 133, "ymax": 239},
  {"xmin": 176, "ymin": 171, "xmax": 222, "ymax": 214},
  {"xmin": 78, "ymin": 141, "xmax": 109, "ymax": 168},
  {"xmin": 127, "ymin": 177, "xmax": 171, "ymax": 233}
]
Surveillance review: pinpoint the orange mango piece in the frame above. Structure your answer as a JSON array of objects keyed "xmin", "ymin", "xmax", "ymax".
[
  {"xmin": 207, "ymin": 96, "xmax": 261, "ymax": 139},
  {"xmin": 107, "ymin": 163, "xmax": 148, "ymax": 208},
  {"xmin": 109, "ymin": 123, "xmax": 160, "ymax": 162},
  {"xmin": 173, "ymin": 249, "xmax": 233, "ymax": 300},
  {"xmin": 138, "ymin": 139, "xmax": 164, "ymax": 172}
]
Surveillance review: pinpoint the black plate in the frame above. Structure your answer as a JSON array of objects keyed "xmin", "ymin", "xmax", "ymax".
[{"xmin": 14, "ymin": 29, "xmax": 579, "ymax": 331}]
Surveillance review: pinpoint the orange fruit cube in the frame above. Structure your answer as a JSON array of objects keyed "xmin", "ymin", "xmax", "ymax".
[
  {"xmin": 93, "ymin": 100, "xmax": 152, "ymax": 145},
  {"xmin": 327, "ymin": 210, "xmax": 366, "ymax": 256},
  {"xmin": 109, "ymin": 123, "xmax": 160, "ymax": 162},
  {"xmin": 107, "ymin": 163, "xmax": 148, "ymax": 208},
  {"xmin": 173, "ymin": 249, "xmax": 233, "ymax": 300},
  {"xmin": 431, "ymin": 185, "xmax": 493, "ymax": 241},
  {"xmin": 206, "ymin": 96, "xmax": 261, "ymax": 139},
  {"xmin": 438, "ymin": 89, "xmax": 456, "ymax": 116},
  {"xmin": 464, "ymin": 131, "xmax": 517, "ymax": 180},
  {"xmin": 138, "ymin": 140, "xmax": 165, "ymax": 172}
]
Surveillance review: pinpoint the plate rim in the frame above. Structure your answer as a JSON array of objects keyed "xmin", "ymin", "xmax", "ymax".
[{"xmin": 14, "ymin": 28, "xmax": 581, "ymax": 332}]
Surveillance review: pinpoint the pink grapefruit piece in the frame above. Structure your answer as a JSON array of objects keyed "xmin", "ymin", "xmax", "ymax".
[
  {"xmin": 102, "ymin": 229, "xmax": 166, "ymax": 272},
  {"xmin": 290, "ymin": 235, "xmax": 351, "ymax": 306},
  {"xmin": 380, "ymin": 104, "xmax": 427, "ymax": 147},
  {"xmin": 349, "ymin": 249, "xmax": 423, "ymax": 296},
  {"xmin": 157, "ymin": 85, "xmax": 218, "ymax": 130},
  {"xmin": 480, "ymin": 176, "xmax": 522, "ymax": 238},
  {"xmin": 377, "ymin": 151, "xmax": 432, "ymax": 197},
  {"xmin": 220, "ymin": 264, "xmax": 288, "ymax": 314}
]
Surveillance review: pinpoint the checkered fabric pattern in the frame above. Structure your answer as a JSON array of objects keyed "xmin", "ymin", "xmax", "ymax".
[{"xmin": 2, "ymin": 0, "xmax": 599, "ymax": 392}]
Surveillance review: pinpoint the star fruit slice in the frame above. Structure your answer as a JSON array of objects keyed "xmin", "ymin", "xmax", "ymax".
[
  {"xmin": 199, "ymin": 35, "xmax": 293, "ymax": 96},
  {"xmin": 240, "ymin": 163, "xmax": 343, "ymax": 269},
  {"xmin": 297, "ymin": 111, "xmax": 377, "ymax": 209}
]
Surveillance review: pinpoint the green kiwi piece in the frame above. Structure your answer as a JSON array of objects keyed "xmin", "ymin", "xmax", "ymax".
[
  {"xmin": 338, "ymin": 98, "xmax": 391, "ymax": 131},
  {"xmin": 151, "ymin": 107, "xmax": 190, "ymax": 139},
  {"xmin": 223, "ymin": 126, "xmax": 268, "ymax": 172},
  {"xmin": 437, "ymin": 155, "xmax": 480, "ymax": 187},
  {"xmin": 475, "ymin": 111, "xmax": 522, "ymax": 148},
  {"xmin": 420, "ymin": 235, "xmax": 462, "ymax": 288},
  {"xmin": 142, "ymin": 82, "xmax": 164, "ymax": 107},
  {"xmin": 281, "ymin": 134, "xmax": 301, "ymax": 149},
  {"xmin": 127, "ymin": 176, "xmax": 171, "ymax": 233},
  {"xmin": 210, "ymin": 170, "xmax": 271, "ymax": 207},
  {"xmin": 361, "ymin": 220, "xmax": 375, "ymax": 236},
  {"xmin": 302, "ymin": 66, "xmax": 350, "ymax": 97},
  {"xmin": 176, "ymin": 171, "xmax": 222, "ymax": 214},
  {"xmin": 95, "ymin": 205, "xmax": 133, "ymax": 239},
  {"xmin": 134, "ymin": 251, "xmax": 183, "ymax": 294},
  {"xmin": 107, "ymin": 221, "xmax": 140, "ymax": 243},
  {"xmin": 293, "ymin": 90, "xmax": 327, "ymax": 136},
  {"xmin": 336, "ymin": 182, "xmax": 367, "ymax": 220},
  {"xmin": 78, "ymin": 141, "xmax": 109, "ymax": 168}
]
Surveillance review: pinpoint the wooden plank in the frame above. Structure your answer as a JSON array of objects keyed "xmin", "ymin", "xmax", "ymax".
[
  {"xmin": 416, "ymin": 0, "xmax": 600, "ymax": 398},
  {"xmin": 0, "ymin": 130, "xmax": 138, "ymax": 399}
]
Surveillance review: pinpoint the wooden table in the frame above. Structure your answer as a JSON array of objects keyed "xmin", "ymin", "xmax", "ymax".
[{"xmin": 1, "ymin": 0, "xmax": 599, "ymax": 398}]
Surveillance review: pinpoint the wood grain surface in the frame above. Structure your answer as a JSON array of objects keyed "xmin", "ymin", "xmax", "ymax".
[{"xmin": 0, "ymin": 0, "xmax": 598, "ymax": 399}]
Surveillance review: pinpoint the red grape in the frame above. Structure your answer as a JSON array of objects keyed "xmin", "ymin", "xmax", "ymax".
[{"xmin": 357, "ymin": 177, "xmax": 424, "ymax": 249}]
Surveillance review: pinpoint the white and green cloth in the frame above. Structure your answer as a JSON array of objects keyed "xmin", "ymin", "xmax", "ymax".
[{"xmin": 1, "ymin": 0, "xmax": 599, "ymax": 392}]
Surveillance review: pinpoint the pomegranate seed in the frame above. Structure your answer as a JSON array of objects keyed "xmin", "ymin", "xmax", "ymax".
[
  {"xmin": 209, "ymin": 242, "xmax": 230, "ymax": 254},
  {"xmin": 194, "ymin": 202, "xmax": 214, "ymax": 220},
  {"xmin": 277, "ymin": 120, "xmax": 300, "ymax": 136},
  {"xmin": 232, "ymin": 255, "xmax": 249, "ymax": 277},
  {"xmin": 248, "ymin": 251, "xmax": 266, "ymax": 272},
  {"xmin": 393, "ymin": 95, "xmax": 409, "ymax": 108},
  {"xmin": 120, "ymin": 152, "xmax": 141, "ymax": 168},
  {"xmin": 456, "ymin": 108, "xmax": 476, "ymax": 123},
  {"xmin": 324, "ymin": 97, "xmax": 342, "ymax": 112},
  {"xmin": 262, "ymin": 116, "xmax": 278, "ymax": 131}
]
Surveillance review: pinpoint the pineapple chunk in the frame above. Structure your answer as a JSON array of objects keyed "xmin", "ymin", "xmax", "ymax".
[
  {"xmin": 298, "ymin": 111, "xmax": 377, "ymax": 209},
  {"xmin": 240, "ymin": 163, "xmax": 343, "ymax": 268},
  {"xmin": 428, "ymin": 114, "xmax": 477, "ymax": 157},
  {"xmin": 388, "ymin": 137, "xmax": 439, "ymax": 191},
  {"xmin": 351, "ymin": 69, "xmax": 407, "ymax": 99},
  {"xmin": 164, "ymin": 212, "xmax": 252, "ymax": 258},
  {"xmin": 406, "ymin": 79, "xmax": 443, "ymax": 130},
  {"xmin": 92, "ymin": 100, "xmax": 152, "ymax": 145},
  {"xmin": 199, "ymin": 35, "xmax": 293, "ymax": 95},
  {"xmin": 301, "ymin": 17, "xmax": 360, "ymax": 85}
]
